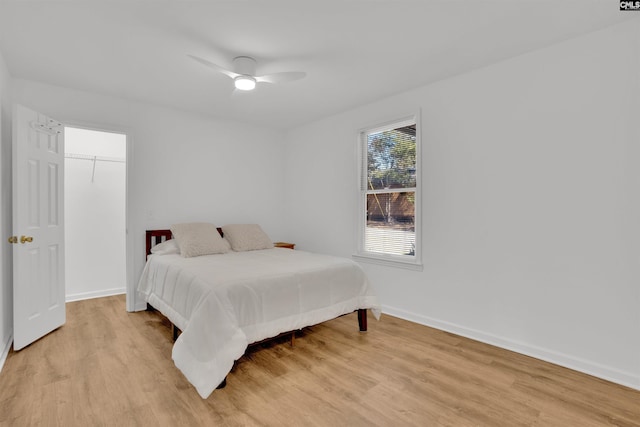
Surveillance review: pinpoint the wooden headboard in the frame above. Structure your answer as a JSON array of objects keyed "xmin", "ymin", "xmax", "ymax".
[
  {"xmin": 145, "ymin": 229, "xmax": 172, "ymax": 256},
  {"xmin": 145, "ymin": 228, "xmax": 224, "ymax": 256}
]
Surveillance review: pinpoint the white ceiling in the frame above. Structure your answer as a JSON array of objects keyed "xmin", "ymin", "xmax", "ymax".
[{"xmin": 0, "ymin": 1, "xmax": 633, "ymax": 130}]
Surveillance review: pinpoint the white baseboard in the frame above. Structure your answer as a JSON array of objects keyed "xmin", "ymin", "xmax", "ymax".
[
  {"xmin": 0, "ymin": 333, "xmax": 12, "ymax": 374},
  {"xmin": 381, "ymin": 304, "xmax": 640, "ymax": 392},
  {"xmin": 66, "ymin": 287, "xmax": 126, "ymax": 303}
]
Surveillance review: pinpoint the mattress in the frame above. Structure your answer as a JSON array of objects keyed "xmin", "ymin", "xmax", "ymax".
[{"xmin": 137, "ymin": 247, "xmax": 380, "ymax": 398}]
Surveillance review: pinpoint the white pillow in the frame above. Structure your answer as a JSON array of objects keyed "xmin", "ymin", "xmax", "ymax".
[
  {"xmin": 150, "ymin": 239, "xmax": 180, "ymax": 255},
  {"xmin": 170, "ymin": 223, "xmax": 230, "ymax": 258},
  {"xmin": 222, "ymin": 224, "xmax": 273, "ymax": 252}
]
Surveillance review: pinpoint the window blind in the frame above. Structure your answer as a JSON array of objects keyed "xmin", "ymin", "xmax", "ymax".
[{"xmin": 361, "ymin": 121, "xmax": 417, "ymax": 258}]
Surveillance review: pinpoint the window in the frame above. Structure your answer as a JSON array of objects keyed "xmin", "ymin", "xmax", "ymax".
[{"xmin": 355, "ymin": 116, "xmax": 421, "ymax": 269}]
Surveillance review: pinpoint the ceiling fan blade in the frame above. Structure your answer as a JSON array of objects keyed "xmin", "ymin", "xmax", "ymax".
[
  {"xmin": 255, "ymin": 71, "xmax": 306, "ymax": 84},
  {"xmin": 187, "ymin": 54, "xmax": 239, "ymax": 79}
]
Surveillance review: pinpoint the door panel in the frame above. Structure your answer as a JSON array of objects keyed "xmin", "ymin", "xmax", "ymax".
[{"xmin": 12, "ymin": 104, "xmax": 65, "ymax": 350}]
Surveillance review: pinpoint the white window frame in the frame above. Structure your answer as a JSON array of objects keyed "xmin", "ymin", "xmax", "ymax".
[{"xmin": 353, "ymin": 112, "xmax": 422, "ymax": 271}]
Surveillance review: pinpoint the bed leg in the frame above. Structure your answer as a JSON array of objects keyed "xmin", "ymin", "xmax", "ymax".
[
  {"xmin": 358, "ymin": 309, "xmax": 367, "ymax": 332},
  {"xmin": 172, "ymin": 324, "xmax": 180, "ymax": 342},
  {"xmin": 217, "ymin": 377, "xmax": 227, "ymax": 389}
]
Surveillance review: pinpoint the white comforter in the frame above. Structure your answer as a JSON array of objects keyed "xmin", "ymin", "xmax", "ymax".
[{"xmin": 137, "ymin": 248, "xmax": 380, "ymax": 398}]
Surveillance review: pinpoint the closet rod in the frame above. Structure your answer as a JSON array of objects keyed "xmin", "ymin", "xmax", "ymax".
[{"xmin": 64, "ymin": 153, "xmax": 125, "ymax": 163}]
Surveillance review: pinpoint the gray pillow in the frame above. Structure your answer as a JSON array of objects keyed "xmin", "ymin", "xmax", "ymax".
[
  {"xmin": 170, "ymin": 223, "xmax": 230, "ymax": 257},
  {"xmin": 221, "ymin": 224, "xmax": 273, "ymax": 252}
]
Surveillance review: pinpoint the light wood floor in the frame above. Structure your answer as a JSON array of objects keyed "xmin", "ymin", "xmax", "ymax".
[{"xmin": 0, "ymin": 295, "xmax": 638, "ymax": 426}]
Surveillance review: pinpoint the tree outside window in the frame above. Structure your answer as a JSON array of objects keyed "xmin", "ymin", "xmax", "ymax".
[{"xmin": 362, "ymin": 122, "xmax": 417, "ymax": 258}]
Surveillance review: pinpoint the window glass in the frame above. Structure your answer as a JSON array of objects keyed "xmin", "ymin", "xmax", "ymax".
[{"xmin": 358, "ymin": 119, "xmax": 419, "ymax": 265}]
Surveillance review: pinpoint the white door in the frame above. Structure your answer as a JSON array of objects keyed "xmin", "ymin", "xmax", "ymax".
[{"xmin": 11, "ymin": 104, "xmax": 65, "ymax": 350}]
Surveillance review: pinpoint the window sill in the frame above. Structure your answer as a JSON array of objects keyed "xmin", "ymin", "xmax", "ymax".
[{"xmin": 352, "ymin": 253, "xmax": 423, "ymax": 271}]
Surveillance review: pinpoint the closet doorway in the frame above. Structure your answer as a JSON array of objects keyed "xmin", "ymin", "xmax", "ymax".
[{"xmin": 64, "ymin": 127, "xmax": 127, "ymax": 302}]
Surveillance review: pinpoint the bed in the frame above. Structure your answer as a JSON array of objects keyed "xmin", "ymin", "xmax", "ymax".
[{"xmin": 138, "ymin": 227, "xmax": 381, "ymax": 399}]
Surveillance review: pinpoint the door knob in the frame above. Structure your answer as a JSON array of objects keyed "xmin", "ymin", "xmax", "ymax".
[
  {"xmin": 7, "ymin": 236, "xmax": 17, "ymax": 244},
  {"xmin": 20, "ymin": 236, "xmax": 33, "ymax": 244}
]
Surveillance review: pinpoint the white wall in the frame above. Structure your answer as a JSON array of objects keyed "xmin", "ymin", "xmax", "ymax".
[
  {"xmin": 12, "ymin": 79, "xmax": 287, "ymax": 311},
  {"xmin": 0, "ymin": 50, "xmax": 12, "ymax": 367},
  {"xmin": 65, "ymin": 128, "xmax": 127, "ymax": 301},
  {"xmin": 284, "ymin": 20, "xmax": 640, "ymax": 389}
]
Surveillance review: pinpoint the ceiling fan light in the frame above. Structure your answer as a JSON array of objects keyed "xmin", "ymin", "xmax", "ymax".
[{"xmin": 234, "ymin": 76, "xmax": 256, "ymax": 91}]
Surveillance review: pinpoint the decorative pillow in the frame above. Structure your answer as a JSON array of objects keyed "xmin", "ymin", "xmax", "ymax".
[
  {"xmin": 221, "ymin": 224, "xmax": 273, "ymax": 252},
  {"xmin": 170, "ymin": 223, "xmax": 230, "ymax": 258},
  {"xmin": 150, "ymin": 239, "xmax": 180, "ymax": 255}
]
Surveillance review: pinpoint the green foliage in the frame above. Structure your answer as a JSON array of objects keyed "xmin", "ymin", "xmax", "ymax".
[{"xmin": 367, "ymin": 128, "xmax": 416, "ymax": 189}]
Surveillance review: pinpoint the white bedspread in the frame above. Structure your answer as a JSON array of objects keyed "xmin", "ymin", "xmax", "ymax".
[{"xmin": 137, "ymin": 248, "xmax": 380, "ymax": 398}]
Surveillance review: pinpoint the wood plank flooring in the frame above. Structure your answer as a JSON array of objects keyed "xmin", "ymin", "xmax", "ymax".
[{"xmin": 0, "ymin": 295, "xmax": 638, "ymax": 426}]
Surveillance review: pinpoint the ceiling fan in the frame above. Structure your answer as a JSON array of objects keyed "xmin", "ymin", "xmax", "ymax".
[{"xmin": 188, "ymin": 54, "xmax": 306, "ymax": 91}]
